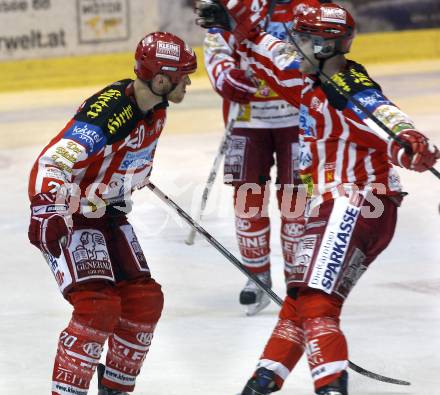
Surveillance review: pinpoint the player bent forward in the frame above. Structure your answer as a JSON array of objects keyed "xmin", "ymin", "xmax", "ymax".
[
  {"xmin": 195, "ymin": 1, "xmax": 439, "ymax": 394},
  {"xmin": 28, "ymin": 32, "xmax": 196, "ymax": 395}
]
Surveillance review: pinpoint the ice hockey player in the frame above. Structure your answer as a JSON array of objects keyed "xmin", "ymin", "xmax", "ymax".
[
  {"xmin": 196, "ymin": 1, "xmax": 439, "ymax": 394},
  {"xmin": 27, "ymin": 32, "xmax": 196, "ymax": 395},
  {"xmin": 202, "ymin": 0, "xmax": 305, "ymax": 316}
]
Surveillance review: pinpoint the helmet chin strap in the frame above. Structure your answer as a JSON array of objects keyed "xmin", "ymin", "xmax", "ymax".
[
  {"xmin": 316, "ymin": 51, "xmax": 340, "ymax": 73},
  {"xmin": 147, "ymin": 78, "xmax": 176, "ymax": 103}
]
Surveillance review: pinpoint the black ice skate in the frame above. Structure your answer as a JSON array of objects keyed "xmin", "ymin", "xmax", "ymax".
[
  {"xmin": 316, "ymin": 370, "xmax": 348, "ymax": 395},
  {"xmin": 240, "ymin": 367, "xmax": 279, "ymax": 394},
  {"xmin": 97, "ymin": 363, "xmax": 129, "ymax": 395},
  {"xmin": 239, "ymin": 271, "xmax": 272, "ymax": 316}
]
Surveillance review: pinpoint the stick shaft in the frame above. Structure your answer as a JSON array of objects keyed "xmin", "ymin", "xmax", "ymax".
[{"xmin": 185, "ymin": 105, "xmax": 240, "ymax": 244}]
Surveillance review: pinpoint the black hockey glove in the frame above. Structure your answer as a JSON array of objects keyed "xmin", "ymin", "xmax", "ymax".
[{"xmin": 195, "ymin": 0, "xmax": 233, "ymax": 30}]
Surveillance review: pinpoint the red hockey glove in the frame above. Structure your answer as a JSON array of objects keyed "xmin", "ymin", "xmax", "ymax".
[
  {"xmin": 220, "ymin": 0, "xmax": 268, "ymax": 42},
  {"xmin": 28, "ymin": 193, "xmax": 71, "ymax": 257},
  {"xmin": 388, "ymin": 129, "xmax": 440, "ymax": 172},
  {"xmin": 217, "ymin": 68, "xmax": 258, "ymax": 103}
]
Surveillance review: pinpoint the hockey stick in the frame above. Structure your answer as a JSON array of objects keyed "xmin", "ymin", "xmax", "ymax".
[
  {"xmin": 146, "ymin": 180, "xmax": 411, "ymax": 386},
  {"xmin": 281, "ymin": 23, "xmax": 440, "ymax": 181},
  {"xmin": 185, "ymin": 105, "xmax": 240, "ymax": 245}
]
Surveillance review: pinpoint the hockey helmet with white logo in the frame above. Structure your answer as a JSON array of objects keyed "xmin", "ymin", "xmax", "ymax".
[
  {"xmin": 134, "ymin": 32, "xmax": 197, "ymax": 84},
  {"xmin": 291, "ymin": 2, "xmax": 355, "ymax": 58}
]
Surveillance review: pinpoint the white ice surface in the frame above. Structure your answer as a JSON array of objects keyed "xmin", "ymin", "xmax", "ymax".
[{"xmin": 0, "ymin": 72, "xmax": 439, "ymax": 394}]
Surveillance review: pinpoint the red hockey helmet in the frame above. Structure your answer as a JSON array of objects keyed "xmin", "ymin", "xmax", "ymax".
[
  {"xmin": 134, "ymin": 32, "xmax": 197, "ymax": 84},
  {"xmin": 291, "ymin": 2, "xmax": 355, "ymax": 56}
]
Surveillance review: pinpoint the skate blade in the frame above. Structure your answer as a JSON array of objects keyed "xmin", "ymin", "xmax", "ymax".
[{"xmin": 245, "ymin": 297, "xmax": 271, "ymax": 316}]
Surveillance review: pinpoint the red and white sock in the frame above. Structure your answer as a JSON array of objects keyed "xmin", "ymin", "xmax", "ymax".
[
  {"xmin": 303, "ymin": 316, "xmax": 348, "ymax": 389},
  {"xmin": 234, "ymin": 185, "xmax": 271, "ymax": 273},
  {"xmin": 52, "ymin": 318, "xmax": 108, "ymax": 395},
  {"xmin": 101, "ymin": 318, "xmax": 157, "ymax": 393},
  {"xmin": 280, "ymin": 216, "xmax": 305, "ymax": 278}
]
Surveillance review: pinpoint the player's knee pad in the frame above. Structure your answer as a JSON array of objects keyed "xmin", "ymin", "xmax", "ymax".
[
  {"xmin": 118, "ymin": 278, "xmax": 164, "ymax": 323},
  {"xmin": 68, "ymin": 282, "xmax": 121, "ymax": 333}
]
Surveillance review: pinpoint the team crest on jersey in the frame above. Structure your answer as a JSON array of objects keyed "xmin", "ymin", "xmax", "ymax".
[{"xmin": 310, "ymin": 97, "xmax": 323, "ymax": 112}]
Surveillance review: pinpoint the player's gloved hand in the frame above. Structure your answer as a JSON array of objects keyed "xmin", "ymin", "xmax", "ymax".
[
  {"xmin": 220, "ymin": 0, "xmax": 268, "ymax": 42},
  {"xmin": 28, "ymin": 193, "xmax": 71, "ymax": 257},
  {"xmin": 195, "ymin": 0, "xmax": 232, "ymax": 30},
  {"xmin": 217, "ymin": 68, "xmax": 258, "ymax": 103},
  {"xmin": 388, "ymin": 129, "xmax": 440, "ymax": 172},
  {"xmin": 195, "ymin": 0, "xmax": 267, "ymax": 42}
]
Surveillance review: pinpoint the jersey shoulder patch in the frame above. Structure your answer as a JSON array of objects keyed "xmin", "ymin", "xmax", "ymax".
[
  {"xmin": 322, "ymin": 61, "xmax": 382, "ymax": 111},
  {"xmin": 74, "ymin": 79, "xmax": 138, "ymax": 142}
]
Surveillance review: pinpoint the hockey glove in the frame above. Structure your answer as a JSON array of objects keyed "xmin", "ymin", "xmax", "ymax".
[
  {"xmin": 217, "ymin": 68, "xmax": 258, "ymax": 103},
  {"xmin": 388, "ymin": 129, "xmax": 440, "ymax": 172},
  {"xmin": 195, "ymin": 0, "xmax": 232, "ymax": 30},
  {"xmin": 196, "ymin": 0, "xmax": 268, "ymax": 42},
  {"xmin": 28, "ymin": 193, "xmax": 71, "ymax": 257}
]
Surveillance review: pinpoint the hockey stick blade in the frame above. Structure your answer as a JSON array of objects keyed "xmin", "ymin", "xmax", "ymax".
[
  {"xmin": 348, "ymin": 361, "xmax": 410, "ymax": 386},
  {"xmin": 146, "ymin": 181, "xmax": 411, "ymax": 386}
]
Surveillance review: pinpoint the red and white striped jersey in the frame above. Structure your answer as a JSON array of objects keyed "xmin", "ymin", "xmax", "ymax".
[
  {"xmin": 203, "ymin": 1, "xmax": 299, "ymax": 128},
  {"xmin": 29, "ymin": 79, "xmax": 167, "ymax": 216},
  {"xmin": 237, "ymin": 32, "xmax": 410, "ymax": 208}
]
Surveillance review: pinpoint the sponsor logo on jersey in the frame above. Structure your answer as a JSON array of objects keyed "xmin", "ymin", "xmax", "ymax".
[
  {"xmin": 299, "ymin": 140, "xmax": 312, "ymax": 169},
  {"xmin": 49, "ymin": 140, "xmax": 84, "ymax": 174},
  {"xmin": 86, "ymin": 88, "xmax": 122, "ymax": 119},
  {"xmin": 156, "ymin": 41, "xmax": 180, "ymax": 61},
  {"xmin": 119, "ymin": 141, "xmax": 157, "ymax": 171},
  {"xmin": 107, "ymin": 104, "xmax": 134, "ymax": 135},
  {"xmin": 64, "ymin": 121, "xmax": 106, "ymax": 154},
  {"xmin": 353, "ymin": 89, "xmax": 391, "ymax": 114},
  {"xmin": 299, "ymin": 104, "xmax": 317, "ymax": 138}
]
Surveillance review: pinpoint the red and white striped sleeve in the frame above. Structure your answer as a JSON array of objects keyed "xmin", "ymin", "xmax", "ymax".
[
  {"xmin": 203, "ymin": 28, "xmax": 237, "ymax": 92},
  {"xmin": 236, "ymin": 31, "xmax": 303, "ymax": 108}
]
